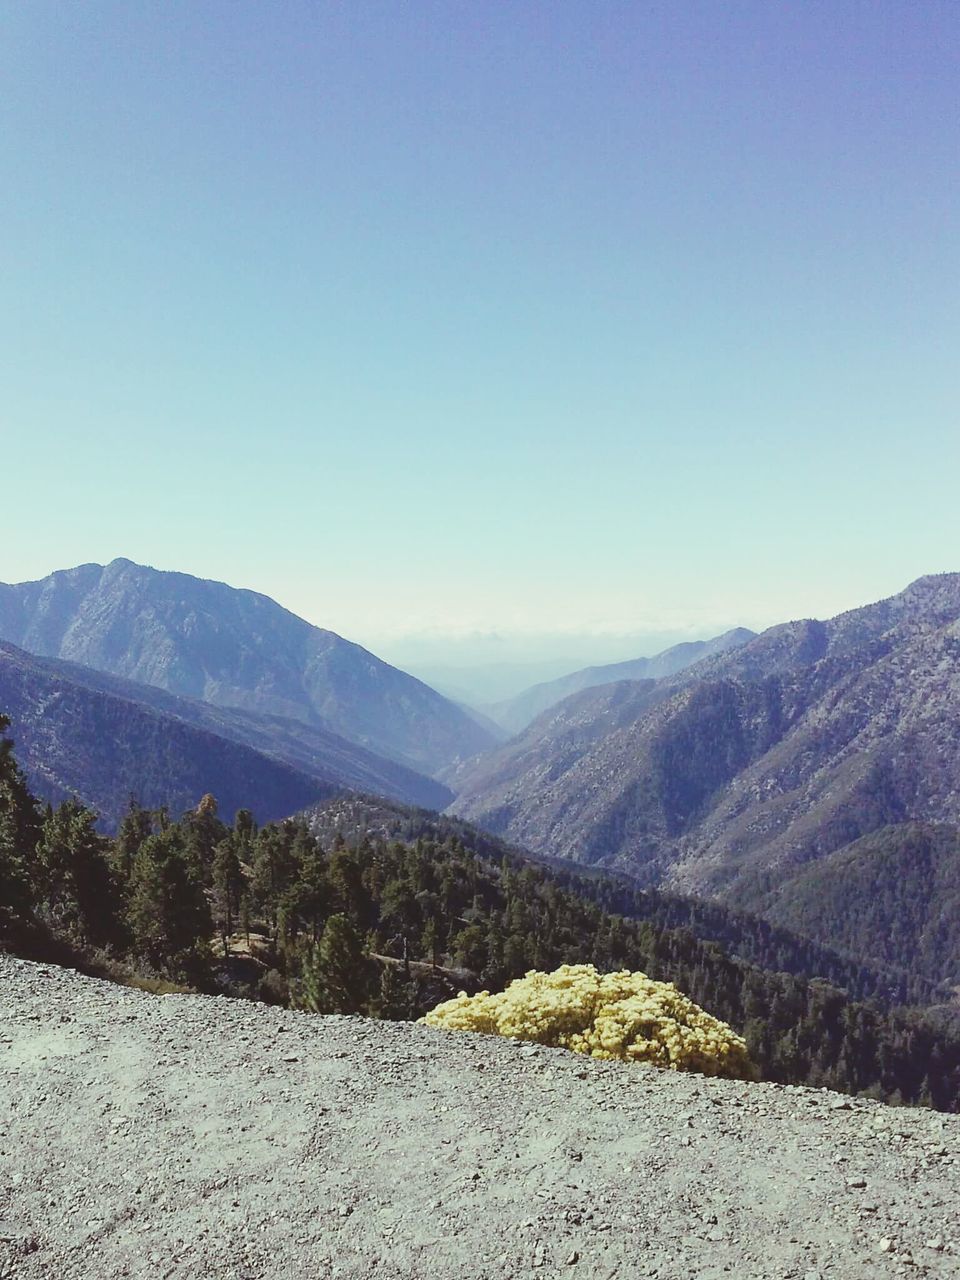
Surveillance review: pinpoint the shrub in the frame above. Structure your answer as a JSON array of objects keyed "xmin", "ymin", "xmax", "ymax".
[{"xmin": 420, "ymin": 963, "xmax": 754, "ymax": 1079}]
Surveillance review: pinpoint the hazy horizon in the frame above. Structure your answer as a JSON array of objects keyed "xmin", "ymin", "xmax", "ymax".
[{"xmin": 1, "ymin": 551, "xmax": 952, "ymax": 705}]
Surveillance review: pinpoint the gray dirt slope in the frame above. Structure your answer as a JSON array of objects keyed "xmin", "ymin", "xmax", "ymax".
[{"xmin": 1, "ymin": 955, "xmax": 958, "ymax": 1280}]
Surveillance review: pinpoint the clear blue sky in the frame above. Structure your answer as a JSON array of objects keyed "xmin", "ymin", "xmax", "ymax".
[{"xmin": 2, "ymin": 1, "xmax": 958, "ymax": 664}]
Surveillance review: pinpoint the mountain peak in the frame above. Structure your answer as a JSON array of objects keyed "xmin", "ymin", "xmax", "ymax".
[{"xmin": 0, "ymin": 561, "xmax": 497, "ymax": 776}]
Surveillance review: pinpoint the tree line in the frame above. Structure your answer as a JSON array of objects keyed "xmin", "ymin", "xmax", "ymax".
[{"xmin": 2, "ymin": 713, "xmax": 959, "ymax": 1111}]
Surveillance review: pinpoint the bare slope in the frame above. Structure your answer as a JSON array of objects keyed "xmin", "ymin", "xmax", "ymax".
[
  {"xmin": 0, "ymin": 559, "xmax": 495, "ymax": 776},
  {"xmin": 2, "ymin": 956, "xmax": 959, "ymax": 1280}
]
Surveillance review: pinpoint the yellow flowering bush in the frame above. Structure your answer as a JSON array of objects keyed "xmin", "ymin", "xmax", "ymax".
[{"xmin": 420, "ymin": 964, "xmax": 754, "ymax": 1079}]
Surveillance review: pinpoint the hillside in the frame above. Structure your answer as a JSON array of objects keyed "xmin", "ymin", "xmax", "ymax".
[
  {"xmin": 449, "ymin": 574, "xmax": 960, "ymax": 964},
  {"xmin": 0, "ymin": 641, "xmax": 339, "ymax": 828},
  {"xmin": 0, "ymin": 641, "xmax": 452, "ymax": 822},
  {"xmin": 3, "ymin": 955, "xmax": 959, "ymax": 1280},
  {"xmin": 486, "ymin": 627, "xmax": 756, "ymax": 733},
  {"xmin": 760, "ymin": 824, "xmax": 960, "ymax": 989},
  {"xmin": 296, "ymin": 793, "xmax": 943, "ymax": 1008},
  {"xmin": 0, "ymin": 559, "xmax": 495, "ymax": 776},
  {"xmin": 5, "ymin": 700, "xmax": 958, "ymax": 1112}
]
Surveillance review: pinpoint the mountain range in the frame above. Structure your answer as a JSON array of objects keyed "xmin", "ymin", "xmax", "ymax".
[
  {"xmin": 484, "ymin": 627, "xmax": 757, "ymax": 733},
  {"xmin": 4, "ymin": 557, "xmax": 960, "ymax": 995},
  {"xmin": 450, "ymin": 573, "xmax": 960, "ymax": 984},
  {"xmin": 0, "ymin": 559, "xmax": 496, "ymax": 778}
]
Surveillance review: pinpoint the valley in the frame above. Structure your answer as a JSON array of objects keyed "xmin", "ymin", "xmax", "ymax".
[{"xmin": 3, "ymin": 562, "xmax": 960, "ymax": 1123}]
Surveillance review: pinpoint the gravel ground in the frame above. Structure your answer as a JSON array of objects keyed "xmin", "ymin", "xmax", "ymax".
[{"xmin": 1, "ymin": 955, "xmax": 959, "ymax": 1280}]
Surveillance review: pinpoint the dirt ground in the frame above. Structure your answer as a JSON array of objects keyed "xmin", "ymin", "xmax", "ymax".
[{"xmin": 1, "ymin": 954, "xmax": 958, "ymax": 1279}]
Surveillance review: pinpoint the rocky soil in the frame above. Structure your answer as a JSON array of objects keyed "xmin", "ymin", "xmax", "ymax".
[{"xmin": 1, "ymin": 955, "xmax": 958, "ymax": 1280}]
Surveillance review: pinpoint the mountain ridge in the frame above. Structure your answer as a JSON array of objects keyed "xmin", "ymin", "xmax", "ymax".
[
  {"xmin": 0, "ymin": 559, "xmax": 496, "ymax": 777},
  {"xmin": 0, "ymin": 639, "xmax": 452, "ymax": 826},
  {"xmin": 485, "ymin": 627, "xmax": 757, "ymax": 733},
  {"xmin": 449, "ymin": 573, "xmax": 960, "ymax": 975}
]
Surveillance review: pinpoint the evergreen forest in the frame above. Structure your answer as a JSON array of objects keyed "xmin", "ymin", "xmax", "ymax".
[{"xmin": 2, "ymin": 714, "xmax": 959, "ymax": 1112}]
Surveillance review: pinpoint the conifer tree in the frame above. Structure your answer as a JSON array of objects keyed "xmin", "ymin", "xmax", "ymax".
[
  {"xmin": 298, "ymin": 912, "xmax": 372, "ymax": 1014},
  {"xmin": 0, "ymin": 715, "xmax": 40, "ymax": 929},
  {"xmin": 113, "ymin": 799, "xmax": 156, "ymax": 884},
  {"xmin": 127, "ymin": 827, "xmax": 211, "ymax": 980},
  {"xmin": 211, "ymin": 836, "xmax": 244, "ymax": 948},
  {"xmin": 36, "ymin": 800, "xmax": 118, "ymax": 947}
]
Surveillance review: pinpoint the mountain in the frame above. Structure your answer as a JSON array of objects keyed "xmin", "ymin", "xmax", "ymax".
[
  {"xmin": 0, "ymin": 640, "xmax": 452, "ymax": 827},
  {"xmin": 0, "ymin": 640, "xmax": 452, "ymax": 811},
  {"xmin": 485, "ymin": 628, "xmax": 756, "ymax": 733},
  {"xmin": 449, "ymin": 574, "xmax": 960, "ymax": 962},
  {"xmin": 0, "ymin": 559, "xmax": 496, "ymax": 776}
]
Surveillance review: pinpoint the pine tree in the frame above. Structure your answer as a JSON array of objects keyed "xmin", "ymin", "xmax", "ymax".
[
  {"xmin": 127, "ymin": 828, "xmax": 212, "ymax": 980},
  {"xmin": 181, "ymin": 794, "xmax": 226, "ymax": 884},
  {"xmin": 211, "ymin": 836, "xmax": 244, "ymax": 948},
  {"xmin": 376, "ymin": 961, "xmax": 416, "ymax": 1020},
  {"xmin": 0, "ymin": 715, "xmax": 40, "ymax": 930},
  {"xmin": 297, "ymin": 913, "xmax": 372, "ymax": 1014},
  {"xmin": 113, "ymin": 799, "xmax": 156, "ymax": 884},
  {"xmin": 36, "ymin": 800, "xmax": 118, "ymax": 947}
]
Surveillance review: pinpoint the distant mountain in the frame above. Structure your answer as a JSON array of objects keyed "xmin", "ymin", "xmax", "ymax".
[
  {"xmin": 485, "ymin": 628, "xmax": 756, "ymax": 733},
  {"xmin": 449, "ymin": 575, "xmax": 960, "ymax": 964},
  {"xmin": 0, "ymin": 559, "xmax": 496, "ymax": 776}
]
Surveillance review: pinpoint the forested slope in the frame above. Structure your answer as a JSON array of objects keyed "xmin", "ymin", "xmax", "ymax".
[
  {"xmin": 450, "ymin": 574, "xmax": 960, "ymax": 975},
  {"xmin": 3, "ymin": 715, "xmax": 960, "ymax": 1111},
  {"xmin": 0, "ymin": 641, "xmax": 452, "ymax": 822}
]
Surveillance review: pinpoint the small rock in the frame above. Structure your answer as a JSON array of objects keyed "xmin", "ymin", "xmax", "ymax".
[
  {"xmin": 924, "ymin": 1238, "xmax": 944, "ymax": 1252},
  {"xmin": 846, "ymin": 1178, "xmax": 867, "ymax": 1189},
  {"xmin": 878, "ymin": 1238, "xmax": 895, "ymax": 1253},
  {"xmin": 566, "ymin": 1251, "xmax": 580, "ymax": 1265}
]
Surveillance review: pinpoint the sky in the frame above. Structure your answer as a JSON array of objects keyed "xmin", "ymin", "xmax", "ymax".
[{"xmin": 2, "ymin": 1, "xmax": 958, "ymax": 675}]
